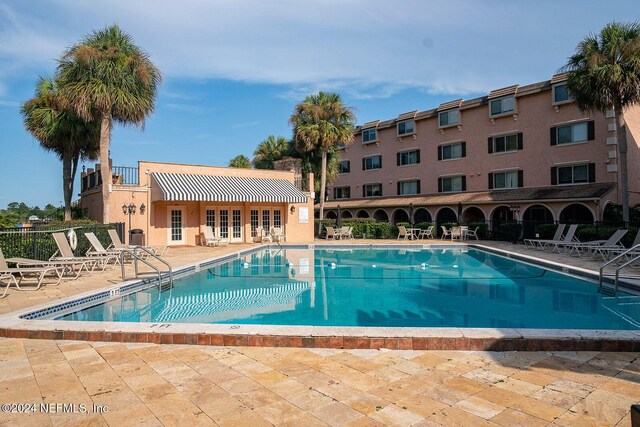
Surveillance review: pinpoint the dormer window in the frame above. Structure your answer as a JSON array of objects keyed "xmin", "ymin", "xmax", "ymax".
[
  {"xmin": 397, "ymin": 119, "xmax": 415, "ymax": 136},
  {"xmin": 552, "ymin": 83, "xmax": 573, "ymax": 104},
  {"xmin": 490, "ymin": 96, "xmax": 515, "ymax": 117},
  {"xmin": 362, "ymin": 128, "xmax": 377, "ymax": 143},
  {"xmin": 439, "ymin": 109, "xmax": 459, "ymax": 128}
]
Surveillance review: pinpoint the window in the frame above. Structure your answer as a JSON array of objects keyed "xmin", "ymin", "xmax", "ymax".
[
  {"xmin": 363, "ymin": 183, "xmax": 382, "ymax": 197},
  {"xmin": 438, "ymin": 176, "xmax": 466, "ymax": 193},
  {"xmin": 334, "ymin": 187, "xmax": 350, "ymax": 199},
  {"xmin": 339, "ymin": 160, "xmax": 350, "ymax": 173},
  {"xmin": 398, "ymin": 180, "xmax": 420, "ymax": 195},
  {"xmin": 206, "ymin": 209, "xmax": 215, "ymax": 228},
  {"xmin": 250, "ymin": 209, "xmax": 258, "ymax": 234},
  {"xmin": 397, "ymin": 150, "xmax": 420, "ymax": 166},
  {"xmin": 551, "ymin": 121, "xmax": 593, "ymax": 145},
  {"xmin": 261, "ymin": 210, "xmax": 270, "ymax": 232},
  {"xmin": 551, "ymin": 163, "xmax": 595, "ymax": 185},
  {"xmin": 490, "ymin": 96, "xmax": 515, "ymax": 116},
  {"xmin": 439, "ymin": 109, "xmax": 459, "ymax": 127},
  {"xmin": 362, "ymin": 155, "xmax": 382, "ymax": 170},
  {"xmin": 274, "ymin": 209, "xmax": 282, "ymax": 228},
  {"xmin": 438, "ymin": 142, "xmax": 466, "ymax": 160},
  {"xmin": 397, "ymin": 119, "xmax": 415, "ymax": 136},
  {"xmin": 489, "ymin": 170, "xmax": 522, "ymax": 189},
  {"xmin": 553, "ymin": 83, "xmax": 572, "ymax": 104},
  {"xmin": 489, "ymin": 133, "xmax": 522, "ymax": 153},
  {"xmin": 362, "ymin": 128, "xmax": 377, "ymax": 143}
]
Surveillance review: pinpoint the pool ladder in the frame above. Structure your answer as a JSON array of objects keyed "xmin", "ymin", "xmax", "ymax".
[
  {"xmin": 120, "ymin": 246, "xmax": 173, "ymax": 291},
  {"xmin": 598, "ymin": 244, "xmax": 640, "ymax": 296}
]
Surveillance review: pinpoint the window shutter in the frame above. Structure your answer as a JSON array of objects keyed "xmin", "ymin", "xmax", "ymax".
[
  {"xmin": 518, "ymin": 170, "xmax": 524, "ymax": 187},
  {"xmin": 379, "ymin": 156, "xmax": 382, "ymax": 168},
  {"xmin": 379, "ymin": 185, "xmax": 383, "ymax": 196},
  {"xmin": 461, "ymin": 141, "xmax": 467, "ymax": 157},
  {"xmin": 362, "ymin": 186, "xmax": 366, "ymax": 197},
  {"xmin": 438, "ymin": 178, "xmax": 443, "ymax": 193},
  {"xmin": 488, "ymin": 173, "xmax": 494, "ymax": 189},
  {"xmin": 416, "ymin": 180, "xmax": 421, "ymax": 193},
  {"xmin": 437, "ymin": 146, "xmax": 442, "ymax": 161},
  {"xmin": 587, "ymin": 121, "xmax": 595, "ymax": 141},
  {"xmin": 588, "ymin": 163, "xmax": 596, "ymax": 182},
  {"xmin": 362, "ymin": 158, "xmax": 366, "ymax": 170},
  {"xmin": 396, "ymin": 153, "xmax": 401, "ymax": 166},
  {"xmin": 397, "ymin": 182, "xmax": 401, "ymax": 195},
  {"xmin": 416, "ymin": 150, "xmax": 420, "ymax": 164},
  {"xmin": 551, "ymin": 167, "xmax": 557, "ymax": 185},
  {"xmin": 333, "ymin": 188, "xmax": 337, "ymax": 199},
  {"xmin": 517, "ymin": 132, "xmax": 523, "ymax": 150},
  {"xmin": 488, "ymin": 137, "xmax": 493, "ymax": 153},
  {"xmin": 461, "ymin": 176, "xmax": 467, "ymax": 191},
  {"xmin": 550, "ymin": 127, "xmax": 557, "ymax": 146}
]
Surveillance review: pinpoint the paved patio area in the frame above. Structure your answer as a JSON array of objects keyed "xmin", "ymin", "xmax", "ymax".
[{"xmin": 0, "ymin": 239, "xmax": 638, "ymax": 425}]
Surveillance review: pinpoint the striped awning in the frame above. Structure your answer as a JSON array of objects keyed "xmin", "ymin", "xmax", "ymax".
[{"xmin": 151, "ymin": 172, "xmax": 308, "ymax": 203}]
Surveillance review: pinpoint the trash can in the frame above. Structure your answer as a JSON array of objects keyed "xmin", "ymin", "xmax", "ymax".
[{"xmin": 129, "ymin": 229, "xmax": 145, "ymax": 246}]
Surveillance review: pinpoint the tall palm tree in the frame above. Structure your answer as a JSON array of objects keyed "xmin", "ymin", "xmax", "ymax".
[
  {"xmin": 57, "ymin": 24, "xmax": 161, "ymax": 223},
  {"xmin": 229, "ymin": 155, "xmax": 252, "ymax": 168},
  {"xmin": 290, "ymin": 92, "xmax": 355, "ymax": 220},
  {"xmin": 252, "ymin": 135, "xmax": 290, "ymax": 169},
  {"xmin": 562, "ymin": 22, "xmax": 640, "ymax": 223},
  {"xmin": 21, "ymin": 77, "xmax": 99, "ymax": 221}
]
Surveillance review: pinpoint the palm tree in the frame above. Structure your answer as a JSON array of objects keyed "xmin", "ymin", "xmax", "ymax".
[
  {"xmin": 253, "ymin": 135, "xmax": 290, "ymax": 169},
  {"xmin": 289, "ymin": 92, "xmax": 355, "ymax": 220},
  {"xmin": 57, "ymin": 24, "xmax": 161, "ymax": 223},
  {"xmin": 21, "ymin": 77, "xmax": 99, "ymax": 221},
  {"xmin": 562, "ymin": 22, "xmax": 640, "ymax": 224},
  {"xmin": 229, "ymin": 155, "xmax": 252, "ymax": 168}
]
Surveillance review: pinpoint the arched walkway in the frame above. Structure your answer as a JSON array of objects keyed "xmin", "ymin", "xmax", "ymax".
[
  {"xmin": 392, "ymin": 209, "xmax": 409, "ymax": 224},
  {"xmin": 325, "ymin": 211, "xmax": 337, "ymax": 220},
  {"xmin": 461, "ymin": 207, "xmax": 485, "ymax": 224},
  {"xmin": 356, "ymin": 210, "xmax": 369, "ymax": 219},
  {"xmin": 522, "ymin": 204, "xmax": 554, "ymax": 239},
  {"xmin": 341, "ymin": 211, "xmax": 353, "ymax": 219},
  {"xmin": 560, "ymin": 204, "xmax": 594, "ymax": 224},
  {"xmin": 436, "ymin": 207, "xmax": 458, "ymax": 236},
  {"xmin": 602, "ymin": 202, "xmax": 621, "ymax": 224},
  {"xmin": 414, "ymin": 208, "xmax": 432, "ymax": 224},
  {"xmin": 373, "ymin": 209, "xmax": 389, "ymax": 222},
  {"xmin": 491, "ymin": 205, "xmax": 515, "ymax": 239}
]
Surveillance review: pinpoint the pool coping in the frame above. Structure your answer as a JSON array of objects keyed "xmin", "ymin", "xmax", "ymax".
[{"xmin": 1, "ymin": 243, "xmax": 639, "ymax": 352}]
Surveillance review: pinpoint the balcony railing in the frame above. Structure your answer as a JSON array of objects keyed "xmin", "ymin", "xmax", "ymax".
[
  {"xmin": 81, "ymin": 166, "xmax": 138, "ymax": 193},
  {"xmin": 295, "ymin": 176, "xmax": 310, "ymax": 192}
]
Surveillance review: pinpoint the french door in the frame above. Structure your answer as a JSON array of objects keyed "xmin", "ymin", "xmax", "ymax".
[
  {"xmin": 167, "ymin": 206, "xmax": 186, "ymax": 245},
  {"xmin": 206, "ymin": 207, "xmax": 243, "ymax": 242}
]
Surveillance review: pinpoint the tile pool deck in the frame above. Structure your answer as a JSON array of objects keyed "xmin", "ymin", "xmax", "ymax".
[{"xmin": 0, "ymin": 240, "xmax": 638, "ymax": 425}]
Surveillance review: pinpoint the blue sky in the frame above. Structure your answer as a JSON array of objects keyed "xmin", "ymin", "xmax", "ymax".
[{"xmin": 0, "ymin": 0, "xmax": 636, "ymax": 208}]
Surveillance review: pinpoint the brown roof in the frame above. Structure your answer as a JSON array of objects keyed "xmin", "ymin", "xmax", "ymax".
[
  {"xmin": 437, "ymin": 99, "xmax": 464, "ymax": 112},
  {"xmin": 488, "ymin": 85, "xmax": 519, "ymax": 99},
  {"xmin": 551, "ymin": 73, "xmax": 569, "ymax": 84},
  {"xmin": 397, "ymin": 110, "xmax": 418, "ymax": 121},
  {"xmin": 321, "ymin": 183, "xmax": 616, "ymax": 209}
]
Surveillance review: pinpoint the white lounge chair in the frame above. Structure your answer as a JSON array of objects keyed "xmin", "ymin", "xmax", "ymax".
[
  {"xmin": 0, "ymin": 248, "xmax": 63, "ymax": 297},
  {"xmin": 203, "ymin": 226, "xmax": 224, "ymax": 246},
  {"xmin": 254, "ymin": 226, "xmax": 271, "ymax": 243},
  {"xmin": 85, "ymin": 232, "xmax": 127, "ymax": 265},
  {"xmin": 51, "ymin": 232, "xmax": 112, "ymax": 271},
  {"xmin": 524, "ymin": 224, "xmax": 565, "ymax": 248},
  {"xmin": 108, "ymin": 229, "xmax": 168, "ymax": 255},
  {"xmin": 604, "ymin": 230, "xmax": 640, "ymax": 260},
  {"xmin": 271, "ymin": 227, "xmax": 286, "ymax": 242},
  {"xmin": 566, "ymin": 229, "xmax": 628, "ymax": 259},
  {"xmin": 542, "ymin": 224, "xmax": 579, "ymax": 253}
]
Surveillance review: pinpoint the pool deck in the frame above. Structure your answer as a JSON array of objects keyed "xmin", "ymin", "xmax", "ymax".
[{"xmin": 0, "ymin": 240, "xmax": 638, "ymax": 425}]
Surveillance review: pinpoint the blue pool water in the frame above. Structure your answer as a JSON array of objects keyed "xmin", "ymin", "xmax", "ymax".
[{"xmin": 56, "ymin": 247, "xmax": 640, "ymax": 330}]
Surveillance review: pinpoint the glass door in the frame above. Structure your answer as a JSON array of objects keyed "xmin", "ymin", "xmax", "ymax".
[{"xmin": 167, "ymin": 207, "xmax": 186, "ymax": 245}]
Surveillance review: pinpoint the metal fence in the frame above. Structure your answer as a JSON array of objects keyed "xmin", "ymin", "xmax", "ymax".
[{"xmin": 0, "ymin": 223, "xmax": 124, "ymax": 260}]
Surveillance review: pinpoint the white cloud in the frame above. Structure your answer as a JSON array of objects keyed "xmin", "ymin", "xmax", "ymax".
[{"xmin": 0, "ymin": 0, "xmax": 634, "ymax": 99}]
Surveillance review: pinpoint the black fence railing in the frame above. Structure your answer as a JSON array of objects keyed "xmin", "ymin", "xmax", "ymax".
[
  {"xmin": 81, "ymin": 166, "xmax": 138, "ymax": 192},
  {"xmin": 294, "ymin": 176, "xmax": 310, "ymax": 192},
  {"xmin": 0, "ymin": 223, "xmax": 124, "ymax": 260}
]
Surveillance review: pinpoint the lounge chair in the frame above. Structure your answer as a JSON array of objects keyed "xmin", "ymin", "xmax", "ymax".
[
  {"xmin": 397, "ymin": 225, "xmax": 410, "ymax": 240},
  {"xmin": 604, "ymin": 230, "xmax": 640, "ymax": 260},
  {"xmin": 271, "ymin": 227, "xmax": 286, "ymax": 242},
  {"xmin": 85, "ymin": 232, "xmax": 128, "ymax": 264},
  {"xmin": 565, "ymin": 229, "xmax": 628, "ymax": 259},
  {"xmin": 107, "ymin": 229, "xmax": 168, "ymax": 256},
  {"xmin": 440, "ymin": 226, "xmax": 451, "ymax": 240},
  {"xmin": 325, "ymin": 226, "xmax": 336, "ymax": 240},
  {"xmin": 203, "ymin": 226, "xmax": 224, "ymax": 246},
  {"xmin": 524, "ymin": 224, "xmax": 565, "ymax": 248},
  {"xmin": 51, "ymin": 232, "xmax": 112, "ymax": 271},
  {"xmin": 6, "ymin": 253, "xmax": 96, "ymax": 279},
  {"xmin": 0, "ymin": 248, "xmax": 63, "ymax": 297},
  {"xmin": 542, "ymin": 224, "xmax": 579, "ymax": 252},
  {"xmin": 253, "ymin": 226, "xmax": 270, "ymax": 243},
  {"xmin": 418, "ymin": 225, "xmax": 434, "ymax": 239}
]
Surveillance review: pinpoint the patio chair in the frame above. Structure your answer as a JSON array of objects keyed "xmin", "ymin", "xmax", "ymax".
[
  {"xmin": 203, "ymin": 226, "xmax": 223, "ymax": 246},
  {"xmin": 418, "ymin": 225, "xmax": 434, "ymax": 239},
  {"xmin": 271, "ymin": 227, "xmax": 286, "ymax": 242},
  {"xmin": 440, "ymin": 226, "xmax": 451, "ymax": 240},
  {"xmin": 254, "ymin": 226, "xmax": 271, "ymax": 243},
  {"xmin": 523, "ymin": 224, "xmax": 565, "ymax": 249},
  {"xmin": 542, "ymin": 224, "xmax": 579, "ymax": 253},
  {"xmin": 465, "ymin": 227, "xmax": 479, "ymax": 240},
  {"xmin": 397, "ymin": 225, "xmax": 410, "ymax": 240},
  {"xmin": 451, "ymin": 226, "xmax": 463, "ymax": 240},
  {"xmin": 345, "ymin": 226, "xmax": 354, "ymax": 240},
  {"xmin": 107, "ymin": 229, "xmax": 168, "ymax": 256},
  {"xmin": 51, "ymin": 232, "xmax": 112, "ymax": 271},
  {"xmin": 325, "ymin": 226, "xmax": 336, "ymax": 240},
  {"xmin": 0, "ymin": 248, "xmax": 64, "ymax": 297},
  {"xmin": 339, "ymin": 226, "xmax": 353, "ymax": 240}
]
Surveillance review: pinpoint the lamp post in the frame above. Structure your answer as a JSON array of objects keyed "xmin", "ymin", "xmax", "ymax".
[{"xmin": 122, "ymin": 203, "xmax": 136, "ymax": 244}]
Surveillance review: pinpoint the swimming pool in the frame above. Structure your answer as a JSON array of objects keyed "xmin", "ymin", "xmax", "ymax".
[{"xmin": 54, "ymin": 246, "xmax": 640, "ymax": 330}]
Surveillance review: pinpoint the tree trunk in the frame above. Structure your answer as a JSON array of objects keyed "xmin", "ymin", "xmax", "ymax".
[
  {"xmin": 99, "ymin": 115, "xmax": 112, "ymax": 224},
  {"xmin": 319, "ymin": 149, "xmax": 327, "ymax": 223},
  {"xmin": 62, "ymin": 146, "xmax": 72, "ymax": 221},
  {"xmin": 615, "ymin": 107, "xmax": 629, "ymax": 224}
]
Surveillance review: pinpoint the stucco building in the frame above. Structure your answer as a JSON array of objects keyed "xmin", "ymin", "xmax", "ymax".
[{"xmin": 324, "ymin": 74, "xmax": 640, "ymax": 235}]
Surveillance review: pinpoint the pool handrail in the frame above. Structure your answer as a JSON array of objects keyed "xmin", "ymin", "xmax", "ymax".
[{"xmin": 598, "ymin": 243, "xmax": 640, "ymax": 295}]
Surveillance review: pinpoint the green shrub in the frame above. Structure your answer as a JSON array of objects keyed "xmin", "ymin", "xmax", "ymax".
[
  {"xmin": 413, "ymin": 222, "xmax": 433, "ymax": 230},
  {"xmin": 468, "ymin": 221, "xmax": 489, "ymax": 239},
  {"xmin": 496, "ymin": 223, "xmax": 523, "ymax": 242}
]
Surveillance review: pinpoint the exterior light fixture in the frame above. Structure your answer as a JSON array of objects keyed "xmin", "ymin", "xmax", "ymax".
[
  {"xmin": 140, "ymin": 203, "xmax": 146, "ymax": 214},
  {"xmin": 290, "ymin": 205, "xmax": 296, "ymax": 214}
]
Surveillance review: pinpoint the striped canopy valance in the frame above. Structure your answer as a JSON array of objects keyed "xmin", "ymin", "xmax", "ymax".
[{"xmin": 151, "ymin": 172, "xmax": 308, "ymax": 203}]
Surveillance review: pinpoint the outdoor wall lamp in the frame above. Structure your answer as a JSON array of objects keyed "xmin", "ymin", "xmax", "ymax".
[
  {"xmin": 509, "ymin": 205, "xmax": 521, "ymax": 214},
  {"xmin": 290, "ymin": 205, "xmax": 296, "ymax": 214},
  {"xmin": 140, "ymin": 203, "xmax": 146, "ymax": 214},
  {"xmin": 122, "ymin": 203, "xmax": 136, "ymax": 215}
]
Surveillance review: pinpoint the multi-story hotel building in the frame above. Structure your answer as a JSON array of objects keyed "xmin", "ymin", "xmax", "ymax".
[{"xmin": 323, "ymin": 74, "xmax": 640, "ymax": 236}]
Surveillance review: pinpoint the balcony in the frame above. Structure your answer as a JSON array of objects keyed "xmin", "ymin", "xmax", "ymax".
[{"xmin": 81, "ymin": 166, "xmax": 139, "ymax": 193}]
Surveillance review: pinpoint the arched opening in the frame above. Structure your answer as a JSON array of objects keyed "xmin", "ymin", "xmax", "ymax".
[
  {"xmin": 436, "ymin": 207, "xmax": 457, "ymax": 236},
  {"xmin": 414, "ymin": 208, "xmax": 432, "ymax": 224},
  {"xmin": 341, "ymin": 210, "xmax": 353, "ymax": 219},
  {"xmin": 461, "ymin": 207, "xmax": 485, "ymax": 224},
  {"xmin": 314, "ymin": 211, "xmax": 320, "ymax": 219},
  {"xmin": 491, "ymin": 205, "xmax": 515, "ymax": 239},
  {"xmin": 392, "ymin": 209, "xmax": 409, "ymax": 224},
  {"xmin": 356, "ymin": 210, "xmax": 369, "ymax": 219},
  {"xmin": 560, "ymin": 204, "xmax": 594, "ymax": 224},
  {"xmin": 373, "ymin": 209, "xmax": 389, "ymax": 222},
  {"xmin": 522, "ymin": 204, "xmax": 554, "ymax": 238},
  {"xmin": 325, "ymin": 211, "xmax": 337, "ymax": 220},
  {"xmin": 602, "ymin": 202, "xmax": 621, "ymax": 224}
]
